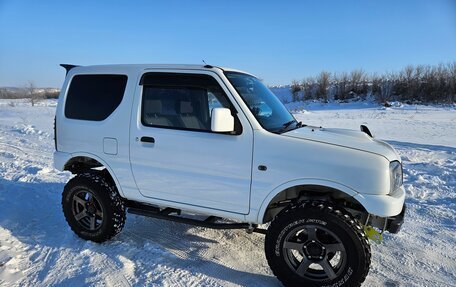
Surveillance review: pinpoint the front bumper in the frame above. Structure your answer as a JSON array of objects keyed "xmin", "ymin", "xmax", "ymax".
[
  {"xmin": 385, "ymin": 203, "xmax": 406, "ymax": 233},
  {"xmin": 353, "ymin": 185, "xmax": 406, "ymax": 217}
]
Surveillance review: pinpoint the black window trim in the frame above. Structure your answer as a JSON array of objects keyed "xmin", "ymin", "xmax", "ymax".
[{"xmin": 139, "ymin": 72, "xmax": 243, "ymax": 135}]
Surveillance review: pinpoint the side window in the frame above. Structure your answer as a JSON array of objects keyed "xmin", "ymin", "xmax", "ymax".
[
  {"xmin": 208, "ymin": 91, "xmax": 224, "ymax": 110},
  {"xmin": 65, "ymin": 74, "xmax": 128, "ymax": 121},
  {"xmin": 140, "ymin": 73, "xmax": 239, "ymax": 133}
]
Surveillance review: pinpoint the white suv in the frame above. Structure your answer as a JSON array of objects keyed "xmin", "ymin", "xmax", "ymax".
[{"xmin": 54, "ymin": 64, "xmax": 406, "ymax": 287}]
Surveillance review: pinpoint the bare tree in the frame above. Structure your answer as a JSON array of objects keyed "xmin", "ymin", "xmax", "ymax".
[
  {"xmin": 301, "ymin": 77, "xmax": 315, "ymax": 100},
  {"xmin": 25, "ymin": 81, "xmax": 44, "ymax": 106},
  {"xmin": 413, "ymin": 65, "xmax": 424, "ymax": 101},
  {"xmin": 316, "ymin": 71, "xmax": 331, "ymax": 102},
  {"xmin": 290, "ymin": 80, "xmax": 301, "ymax": 102},
  {"xmin": 376, "ymin": 74, "xmax": 395, "ymax": 104},
  {"xmin": 448, "ymin": 62, "xmax": 456, "ymax": 103},
  {"xmin": 404, "ymin": 65, "xmax": 415, "ymax": 98},
  {"xmin": 371, "ymin": 73, "xmax": 381, "ymax": 99},
  {"xmin": 348, "ymin": 69, "xmax": 368, "ymax": 97},
  {"xmin": 333, "ymin": 72, "xmax": 349, "ymax": 100}
]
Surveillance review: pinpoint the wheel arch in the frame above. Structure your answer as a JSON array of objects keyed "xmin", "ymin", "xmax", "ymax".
[
  {"xmin": 62, "ymin": 152, "xmax": 125, "ymax": 197},
  {"xmin": 257, "ymin": 179, "xmax": 366, "ymax": 223}
]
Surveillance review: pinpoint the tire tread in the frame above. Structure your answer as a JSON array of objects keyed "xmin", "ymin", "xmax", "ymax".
[
  {"xmin": 266, "ymin": 200, "xmax": 371, "ymax": 287},
  {"xmin": 62, "ymin": 171, "xmax": 126, "ymax": 243}
]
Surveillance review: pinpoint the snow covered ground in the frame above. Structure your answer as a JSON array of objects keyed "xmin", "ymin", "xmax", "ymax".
[{"xmin": 0, "ymin": 99, "xmax": 455, "ymax": 286}]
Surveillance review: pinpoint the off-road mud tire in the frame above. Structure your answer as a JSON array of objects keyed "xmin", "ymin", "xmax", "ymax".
[
  {"xmin": 62, "ymin": 172, "xmax": 126, "ymax": 243},
  {"xmin": 265, "ymin": 201, "xmax": 371, "ymax": 287}
]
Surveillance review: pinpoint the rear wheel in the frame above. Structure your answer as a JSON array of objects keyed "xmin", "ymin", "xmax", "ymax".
[
  {"xmin": 62, "ymin": 172, "xmax": 126, "ymax": 243},
  {"xmin": 265, "ymin": 201, "xmax": 371, "ymax": 287}
]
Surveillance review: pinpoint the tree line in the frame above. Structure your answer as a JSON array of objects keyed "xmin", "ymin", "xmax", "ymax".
[
  {"xmin": 0, "ymin": 82, "xmax": 59, "ymax": 106},
  {"xmin": 290, "ymin": 62, "xmax": 456, "ymax": 104},
  {"xmin": 2, "ymin": 63, "xmax": 455, "ymax": 106}
]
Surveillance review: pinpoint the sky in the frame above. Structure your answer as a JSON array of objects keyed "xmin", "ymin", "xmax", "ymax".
[{"xmin": 0, "ymin": 0, "xmax": 455, "ymax": 87}]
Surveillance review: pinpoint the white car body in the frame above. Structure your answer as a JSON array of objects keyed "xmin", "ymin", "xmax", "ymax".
[{"xmin": 54, "ymin": 64, "xmax": 405, "ymax": 225}]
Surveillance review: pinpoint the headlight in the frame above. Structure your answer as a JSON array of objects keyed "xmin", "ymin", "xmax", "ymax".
[{"xmin": 389, "ymin": 161, "xmax": 403, "ymax": 193}]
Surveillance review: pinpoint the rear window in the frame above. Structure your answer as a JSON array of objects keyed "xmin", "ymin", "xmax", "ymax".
[{"xmin": 65, "ymin": 74, "xmax": 128, "ymax": 121}]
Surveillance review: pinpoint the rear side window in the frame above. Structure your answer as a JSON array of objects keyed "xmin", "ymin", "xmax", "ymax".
[{"xmin": 65, "ymin": 74, "xmax": 128, "ymax": 121}]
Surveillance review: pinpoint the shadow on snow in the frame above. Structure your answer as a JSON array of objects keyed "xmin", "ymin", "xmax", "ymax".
[{"xmin": 0, "ymin": 178, "xmax": 277, "ymax": 286}]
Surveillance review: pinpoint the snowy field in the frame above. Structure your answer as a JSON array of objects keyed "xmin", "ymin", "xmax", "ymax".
[{"xmin": 0, "ymin": 99, "xmax": 455, "ymax": 287}]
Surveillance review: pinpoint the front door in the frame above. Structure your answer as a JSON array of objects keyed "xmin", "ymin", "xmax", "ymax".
[{"xmin": 129, "ymin": 71, "xmax": 253, "ymax": 214}]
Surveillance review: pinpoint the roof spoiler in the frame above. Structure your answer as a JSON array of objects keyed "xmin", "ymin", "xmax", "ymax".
[{"xmin": 60, "ymin": 64, "xmax": 80, "ymax": 75}]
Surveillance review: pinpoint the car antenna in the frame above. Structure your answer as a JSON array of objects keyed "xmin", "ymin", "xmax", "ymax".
[{"xmin": 202, "ymin": 59, "xmax": 213, "ymax": 69}]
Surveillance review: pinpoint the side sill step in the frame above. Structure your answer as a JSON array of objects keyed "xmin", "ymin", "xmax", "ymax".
[
  {"xmin": 127, "ymin": 207, "xmax": 252, "ymax": 229},
  {"xmin": 125, "ymin": 200, "xmax": 267, "ymax": 234}
]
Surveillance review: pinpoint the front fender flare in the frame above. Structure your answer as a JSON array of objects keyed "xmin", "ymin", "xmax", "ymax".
[{"xmin": 255, "ymin": 178, "xmax": 359, "ymax": 223}]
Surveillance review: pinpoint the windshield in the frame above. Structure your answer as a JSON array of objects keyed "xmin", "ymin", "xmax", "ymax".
[{"xmin": 225, "ymin": 72, "xmax": 297, "ymax": 133}]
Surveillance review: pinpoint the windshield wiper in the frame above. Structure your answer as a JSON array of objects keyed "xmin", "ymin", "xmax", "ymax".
[
  {"xmin": 278, "ymin": 120, "xmax": 306, "ymax": 134},
  {"xmin": 278, "ymin": 120, "xmax": 297, "ymax": 133}
]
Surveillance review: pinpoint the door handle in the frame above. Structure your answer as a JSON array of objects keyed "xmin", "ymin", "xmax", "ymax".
[{"xmin": 140, "ymin": 136, "xmax": 155, "ymax": 143}]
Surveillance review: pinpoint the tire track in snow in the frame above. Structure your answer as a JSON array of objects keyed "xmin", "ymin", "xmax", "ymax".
[
  {"xmin": 126, "ymin": 216, "xmax": 212, "ymax": 262},
  {"xmin": 124, "ymin": 216, "xmax": 275, "ymax": 287},
  {"xmin": 99, "ymin": 256, "xmax": 132, "ymax": 287}
]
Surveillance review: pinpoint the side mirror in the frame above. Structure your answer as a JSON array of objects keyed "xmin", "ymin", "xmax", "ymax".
[{"xmin": 211, "ymin": 108, "xmax": 234, "ymax": 133}]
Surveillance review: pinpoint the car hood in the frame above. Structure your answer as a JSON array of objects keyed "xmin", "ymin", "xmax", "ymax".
[{"xmin": 283, "ymin": 126, "xmax": 399, "ymax": 161}]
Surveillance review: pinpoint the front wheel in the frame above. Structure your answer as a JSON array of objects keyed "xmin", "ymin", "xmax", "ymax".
[{"xmin": 265, "ymin": 201, "xmax": 371, "ymax": 287}]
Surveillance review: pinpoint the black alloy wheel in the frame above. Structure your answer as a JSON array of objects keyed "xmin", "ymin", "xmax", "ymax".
[
  {"xmin": 72, "ymin": 189, "xmax": 104, "ymax": 231},
  {"xmin": 62, "ymin": 172, "xmax": 126, "ymax": 243},
  {"xmin": 265, "ymin": 201, "xmax": 371, "ymax": 287},
  {"xmin": 282, "ymin": 224, "xmax": 347, "ymax": 281}
]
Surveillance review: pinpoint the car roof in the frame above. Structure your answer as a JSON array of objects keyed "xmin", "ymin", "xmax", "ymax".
[{"xmin": 62, "ymin": 64, "xmax": 256, "ymax": 77}]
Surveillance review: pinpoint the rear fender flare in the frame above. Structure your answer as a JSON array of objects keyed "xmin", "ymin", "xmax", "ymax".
[{"xmin": 63, "ymin": 152, "xmax": 125, "ymax": 198}]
